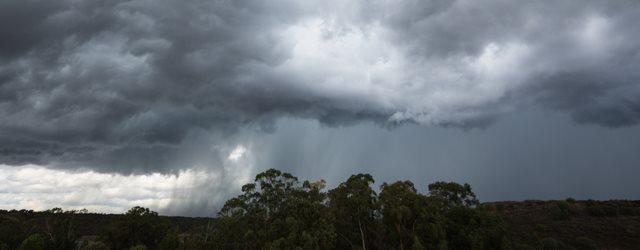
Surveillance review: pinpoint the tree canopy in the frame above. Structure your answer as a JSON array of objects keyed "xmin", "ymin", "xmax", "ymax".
[{"xmin": 214, "ymin": 169, "xmax": 506, "ymax": 249}]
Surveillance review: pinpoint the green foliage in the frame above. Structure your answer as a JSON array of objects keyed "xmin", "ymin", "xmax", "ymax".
[
  {"xmin": 328, "ymin": 173, "xmax": 378, "ymax": 249},
  {"xmin": 551, "ymin": 201, "xmax": 577, "ymax": 220},
  {"xmin": 182, "ymin": 233, "xmax": 211, "ymax": 250},
  {"xmin": 540, "ymin": 238, "xmax": 559, "ymax": 250},
  {"xmin": 534, "ymin": 223, "xmax": 550, "ymax": 234},
  {"xmin": 159, "ymin": 229, "xmax": 182, "ymax": 250},
  {"xmin": 379, "ymin": 181, "xmax": 445, "ymax": 249},
  {"xmin": 45, "ymin": 213, "xmax": 79, "ymax": 249},
  {"xmin": 215, "ymin": 168, "xmax": 336, "ymax": 249},
  {"xmin": 514, "ymin": 243, "xmax": 536, "ymax": 250},
  {"xmin": 79, "ymin": 241, "xmax": 109, "ymax": 250},
  {"xmin": 214, "ymin": 169, "xmax": 507, "ymax": 250},
  {"xmin": 586, "ymin": 204, "xmax": 619, "ymax": 217},
  {"xmin": 540, "ymin": 237, "xmax": 570, "ymax": 250},
  {"xmin": 428, "ymin": 181, "xmax": 480, "ymax": 208},
  {"xmin": 17, "ymin": 234, "xmax": 44, "ymax": 250},
  {"xmin": 103, "ymin": 206, "xmax": 168, "ymax": 249},
  {"xmin": 0, "ymin": 215, "xmax": 28, "ymax": 249},
  {"xmin": 443, "ymin": 206, "xmax": 506, "ymax": 249},
  {"xmin": 129, "ymin": 244, "xmax": 148, "ymax": 250},
  {"xmin": 574, "ymin": 236, "xmax": 597, "ymax": 250},
  {"xmin": 126, "ymin": 206, "xmax": 159, "ymax": 217}
]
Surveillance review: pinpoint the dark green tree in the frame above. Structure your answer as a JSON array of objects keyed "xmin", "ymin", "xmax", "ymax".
[
  {"xmin": 328, "ymin": 173, "xmax": 379, "ymax": 249},
  {"xmin": 428, "ymin": 183, "xmax": 507, "ymax": 249},
  {"xmin": 158, "ymin": 229, "xmax": 182, "ymax": 250},
  {"xmin": 103, "ymin": 206, "xmax": 167, "ymax": 249},
  {"xmin": 0, "ymin": 215, "xmax": 28, "ymax": 249},
  {"xmin": 79, "ymin": 241, "xmax": 109, "ymax": 250},
  {"xmin": 379, "ymin": 181, "xmax": 447, "ymax": 249},
  {"xmin": 428, "ymin": 182, "xmax": 479, "ymax": 208},
  {"xmin": 215, "ymin": 169, "xmax": 336, "ymax": 249},
  {"xmin": 42, "ymin": 210, "xmax": 78, "ymax": 250},
  {"xmin": 17, "ymin": 234, "xmax": 44, "ymax": 250}
]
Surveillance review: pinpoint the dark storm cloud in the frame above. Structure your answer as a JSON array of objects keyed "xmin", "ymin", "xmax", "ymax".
[
  {"xmin": 0, "ymin": 0, "xmax": 317, "ymax": 171},
  {"xmin": 1, "ymin": 0, "xmax": 640, "ymax": 172},
  {"xmin": 372, "ymin": 0, "xmax": 640, "ymax": 126}
]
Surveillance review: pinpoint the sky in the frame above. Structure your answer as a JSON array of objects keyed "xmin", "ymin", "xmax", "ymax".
[{"xmin": 1, "ymin": 0, "xmax": 640, "ymax": 217}]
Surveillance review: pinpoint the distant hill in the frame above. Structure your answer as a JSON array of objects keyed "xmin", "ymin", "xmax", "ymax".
[
  {"xmin": 0, "ymin": 210, "xmax": 213, "ymax": 236},
  {"xmin": 489, "ymin": 199, "xmax": 640, "ymax": 249},
  {"xmin": 0, "ymin": 209, "xmax": 215, "ymax": 249}
]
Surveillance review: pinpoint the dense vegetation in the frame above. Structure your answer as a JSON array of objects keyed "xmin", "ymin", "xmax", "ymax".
[{"xmin": 2, "ymin": 169, "xmax": 640, "ymax": 249}]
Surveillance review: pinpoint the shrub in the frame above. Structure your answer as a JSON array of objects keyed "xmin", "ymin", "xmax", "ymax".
[
  {"xmin": 586, "ymin": 205, "xmax": 606, "ymax": 217},
  {"xmin": 551, "ymin": 201, "xmax": 576, "ymax": 220},
  {"xmin": 517, "ymin": 243, "xmax": 536, "ymax": 250},
  {"xmin": 17, "ymin": 234, "xmax": 45, "ymax": 250},
  {"xmin": 619, "ymin": 206, "xmax": 637, "ymax": 216},
  {"xmin": 574, "ymin": 237, "xmax": 597, "ymax": 250},
  {"xmin": 80, "ymin": 241, "xmax": 109, "ymax": 250},
  {"xmin": 159, "ymin": 230, "xmax": 181, "ymax": 250},
  {"xmin": 129, "ymin": 245, "xmax": 148, "ymax": 250},
  {"xmin": 540, "ymin": 237, "xmax": 573, "ymax": 250},
  {"xmin": 587, "ymin": 204, "xmax": 619, "ymax": 217},
  {"xmin": 534, "ymin": 224, "xmax": 550, "ymax": 233},
  {"xmin": 540, "ymin": 238, "xmax": 560, "ymax": 250},
  {"xmin": 601, "ymin": 204, "xmax": 619, "ymax": 216}
]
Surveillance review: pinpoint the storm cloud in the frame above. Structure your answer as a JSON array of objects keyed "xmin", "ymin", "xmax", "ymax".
[{"xmin": 1, "ymin": 0, "xmax": 640, "ymax": 172}]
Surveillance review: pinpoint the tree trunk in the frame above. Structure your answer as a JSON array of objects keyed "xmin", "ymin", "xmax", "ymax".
[
  {"xmin": 396, "ymin": 223, "xmax": 404, "ymax": 250},
  {"xmin": 358, "ymin": 219, "xmax": 366, "ymax": 250}
]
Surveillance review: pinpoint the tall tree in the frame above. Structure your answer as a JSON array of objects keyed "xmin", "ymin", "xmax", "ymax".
[
  {"xmin": 215, "ymin": 169, "xmax": 336, "ymax": 249},
  {"xmin": 428, "ymin": 182, "xmax": 479, "ymax": 208},
  {"xmin": 379, "ymin": 181, "xmax": 447, "ymax": 250},
  {"xmin": 103, "ymin": 207, "xmax": 167, "ymax": 249},
  {"xmin": 328, "ymin": 174, "xmax": 379, "ymax": 249}
]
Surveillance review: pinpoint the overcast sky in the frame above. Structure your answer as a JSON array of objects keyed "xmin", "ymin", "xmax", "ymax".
[{"xmin": 1, "ymin": 0, "xmax": 640, "ymax": 216}]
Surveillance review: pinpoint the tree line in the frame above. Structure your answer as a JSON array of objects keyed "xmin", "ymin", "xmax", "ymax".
[
  {"xmin": 1, "ymin": 168, "xmax": 508, "ymax": 249},
  {"xmin": 212, "ymin": 169, "xmax": 505, "ymax": 249}
]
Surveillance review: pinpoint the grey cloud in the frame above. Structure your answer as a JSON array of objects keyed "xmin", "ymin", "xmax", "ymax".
[
  {"xmin": 1, "ymin": 0, "xmax": 640, "ymax": 172},
  {"xmin": 375, "ymin": 0, "xmax": 640, "ymax": 126}
]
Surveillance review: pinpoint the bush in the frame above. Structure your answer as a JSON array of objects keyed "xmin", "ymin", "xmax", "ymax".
[
  {"xmin": 103, "ymin": 207, "xmax": 168, "ymax": 249},
  {"xmin": 129, "ymin": 245, "xmax": 148, "ymax": 250},
  {"xmin": 0, "ymin": 216, "xmax": 27, "ymax": 249},
  {"xmin": 540, "ymin": 237, "xmax": 573, "ymax": 250},
  {"xmin": 80, "ymin": 241, "xmax": 109, "ymax": 250},
  {"xmin": 618, "ymin": 206, "xmax": 637, "ymax": 216},
  {"xmin": 540, "ymin": 238, "xmax": 563, "ymax": 250},
  {"xmin": 551, "ymin": 201, "xmax": 576, "ymax": 220},
  {"xmin": 601, "ymin": 204, "xmax": 619, "ymax": 216},
  {"xmin": 586, "ymin": 205, "xmax": 606, "ymax": 217},
  {"xmin": 534, "ymin": 224, "xmax": 550, "ymax": 233},
  {"xmin": 574, "ymin": 237, "xmax": 597, "ymax": 250},
  {"xmin": 159, "ymin": 230, "xmax": 181, "ymax": 250},
  {"xmin": 17, "ymin": 234, "xmax": 45, "ymax": 250},
  {"xmin": 587, "ymin": 204, "xmax": 619, "ymax": 217}
]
